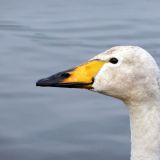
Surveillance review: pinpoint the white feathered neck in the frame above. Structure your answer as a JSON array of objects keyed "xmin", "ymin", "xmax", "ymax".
[{"xmin": 128, "ymin": 94, "xmax": 160, "ymax": 160}]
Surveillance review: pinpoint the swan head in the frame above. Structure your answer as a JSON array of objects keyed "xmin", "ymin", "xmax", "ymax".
[{"xmin": 36, "ymin": 46, "xmax": 160, "ymax": 104}]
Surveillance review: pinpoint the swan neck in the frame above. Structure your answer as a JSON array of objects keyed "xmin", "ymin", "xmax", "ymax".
[{"xmin": 127, "ymin": 99, "xmax": 160, "ymax": 160}]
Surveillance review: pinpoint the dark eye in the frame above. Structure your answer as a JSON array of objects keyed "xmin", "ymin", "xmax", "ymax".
[{"xmin": 109, "ymin": 58, "xmax": 118, "ymax": 64}]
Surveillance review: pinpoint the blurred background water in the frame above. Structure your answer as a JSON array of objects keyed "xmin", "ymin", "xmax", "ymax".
[{"xmin": 0, "ymin": 0, "xmax": 160, "ymax": 160}]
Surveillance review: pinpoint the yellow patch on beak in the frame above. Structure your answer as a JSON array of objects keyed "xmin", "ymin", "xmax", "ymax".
[{"xmin": 63, "ymin": 60, "xmax": 105, "ymax": 88}]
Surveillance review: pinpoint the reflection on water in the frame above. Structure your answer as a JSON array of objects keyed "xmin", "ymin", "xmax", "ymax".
[{"xmin": 0, "ymin": 0, "xmax": 160, "ymax": 160}]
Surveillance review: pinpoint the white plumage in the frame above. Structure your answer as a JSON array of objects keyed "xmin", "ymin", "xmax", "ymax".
[
  {"xmin": 37, "ymin": 46, "xmax": 160, "ymax": 160},
  {"xmin": 92, "ymin": 46, "xmax": 160, "ymax": 160}
]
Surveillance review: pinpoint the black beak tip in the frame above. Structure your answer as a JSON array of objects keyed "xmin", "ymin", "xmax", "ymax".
[
  {"xmin": 36, "ymin": 79, "xmax": 43, "ymax": 87},
  {"xmin": 36, "ymin": 78, "xmax": 49, "ymax": 87},
  {"xmin": 36, "ymin": 80, "xmax": 41, "ymax": 86}
]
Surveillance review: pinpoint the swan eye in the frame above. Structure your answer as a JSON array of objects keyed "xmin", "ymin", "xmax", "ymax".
[{"xmin": 109, "ymin": 58, "xmax": 118, "ymax": 64}]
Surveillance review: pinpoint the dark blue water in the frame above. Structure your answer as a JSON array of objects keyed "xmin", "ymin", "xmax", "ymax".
[{"xmin": 0, "ymin": 0, "xmax": 160, "ymax": 160}]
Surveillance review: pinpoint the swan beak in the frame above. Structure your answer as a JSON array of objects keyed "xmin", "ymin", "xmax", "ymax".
[{"xmin": 36, "ymin": 60, "xmax": 105, "ymax": 89}]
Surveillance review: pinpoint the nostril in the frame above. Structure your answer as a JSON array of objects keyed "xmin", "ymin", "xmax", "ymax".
[{"xmin": 61, "ymin": 72, "xmax": 70, "ymax": 78}]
